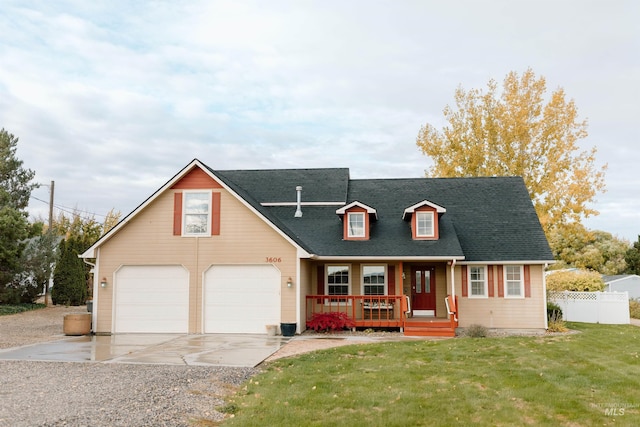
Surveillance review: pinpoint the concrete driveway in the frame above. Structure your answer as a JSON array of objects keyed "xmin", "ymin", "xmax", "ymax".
[{"xmin": 0, "ymin": 334, "xmax": 290, "ymax": 367}]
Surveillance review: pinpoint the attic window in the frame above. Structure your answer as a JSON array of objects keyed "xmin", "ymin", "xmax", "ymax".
[
  {"xmin": 403, "ymin": 200, "xmax": 445, "ymax": 241},
  {"xmin": 416, "ymin": 212, "xmax": 434, "ymax": 237},
  {"xmin": 336, "ymin": 201, "xmax": 376, "ymax": 241},
  {"xmin": 183, "ymin": 191, "xmax": 211, "ymax": 236},
  {"xmin": 348, "ymin": 212, "xmax": 365, "ymax": 237}
]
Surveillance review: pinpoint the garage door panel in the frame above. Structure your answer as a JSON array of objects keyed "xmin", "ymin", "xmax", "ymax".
[
  {"xmin": 204, "ymin": 265, "xmax": 280, "ymax": 334},
  {"xmin": 115, "ymin": 266, "xmax": 189, "ymax": 333}
]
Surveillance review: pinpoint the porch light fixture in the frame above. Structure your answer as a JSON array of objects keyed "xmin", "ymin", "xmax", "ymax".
[
  {"xmin": 287, "ymin": 277, "xmax": 293, "ymax": 288},
  {"xmin": 100, "ymin": 277, "xmax": 108, "ymax": 288}
]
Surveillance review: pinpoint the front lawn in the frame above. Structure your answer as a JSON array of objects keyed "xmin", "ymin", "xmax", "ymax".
[
  {"xmin": 222, "ymin": 323, "xmax": 640, "ymax": 426},
  {"xmin": 0, "ymin": 303, "xmax": 45, "ymax": 316}
]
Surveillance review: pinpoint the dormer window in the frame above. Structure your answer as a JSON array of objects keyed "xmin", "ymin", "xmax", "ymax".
[
  {"xmin": 403, "ymin": 200, "xmax": 446, "ymax": 241},
  {"xmin": 348, "ymin": 212, "xmax": 365, "ymax": 237},
  {"xmin": 416, "ymin": 211, "xmax": 434, "ymax": 237},
  {"xmin": 336, "ymin": 201, "xmax": 377, "ymax": 241}
]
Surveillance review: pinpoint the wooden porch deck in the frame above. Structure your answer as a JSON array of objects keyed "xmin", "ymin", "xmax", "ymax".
[{"xmin": 305, "ymin": 295, "xmax": 458, "ymax": 337}]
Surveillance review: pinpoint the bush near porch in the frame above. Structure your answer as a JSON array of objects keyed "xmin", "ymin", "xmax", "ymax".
[{"xmin": 221, "ymin": 323, "xmax": 640, "ymax": 426}]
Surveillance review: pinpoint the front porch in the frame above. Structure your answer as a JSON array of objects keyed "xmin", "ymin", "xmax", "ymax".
[{"xmin": 305, "ymin": 295, "xmax": 458, "ymax": 337}]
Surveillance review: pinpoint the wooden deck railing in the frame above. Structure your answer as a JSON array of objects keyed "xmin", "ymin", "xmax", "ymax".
[{"xmin": 305, "ymin": 295, "xmax": 406, "ymax": 329}]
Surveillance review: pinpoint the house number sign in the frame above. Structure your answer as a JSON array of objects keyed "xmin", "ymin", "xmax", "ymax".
[{"xmin": 265, "ymin": 257, "xmax": 282, "ymax": 263}]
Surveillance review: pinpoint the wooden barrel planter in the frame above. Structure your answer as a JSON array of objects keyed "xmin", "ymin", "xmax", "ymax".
[{"xmin": 63, "ymin": 313, "xmax": 92, "ymax": 336}]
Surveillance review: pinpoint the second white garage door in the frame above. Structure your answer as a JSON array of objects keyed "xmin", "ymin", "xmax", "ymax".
[
  {"xmin": 114, "ymin": 265, "xmax": 189, "ymax": 333},
  {"xmin": 204, "ymin": 265, "xmax": 281, "ymax": 333}
]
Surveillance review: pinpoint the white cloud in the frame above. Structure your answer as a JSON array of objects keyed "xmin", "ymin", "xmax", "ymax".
[{"xmin": 0, "ymin": 0, "xmax": 638, "ymax": 240}]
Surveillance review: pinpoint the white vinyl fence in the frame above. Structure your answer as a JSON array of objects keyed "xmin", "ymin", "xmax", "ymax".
[{"xmin": 548, "ymin": 291, "xmax": 630, "ymax": 325}]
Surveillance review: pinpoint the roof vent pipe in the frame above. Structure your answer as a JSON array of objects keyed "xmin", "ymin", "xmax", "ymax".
[{"xmin": 294, "ymin": 186, "xmax": 303, "ymax": 217}]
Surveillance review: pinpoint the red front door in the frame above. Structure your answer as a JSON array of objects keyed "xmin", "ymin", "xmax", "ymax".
[{"xmin": 411, "ymin": 266, "xmax": 436, "ymax": 315}]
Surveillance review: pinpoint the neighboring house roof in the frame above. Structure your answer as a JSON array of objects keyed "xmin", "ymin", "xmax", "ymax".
[
  {"xmin": 83, "ymin": 159, "xmax": 554, "ymax": 263},
  {"xmin": 602, "ymin": 274, "xmax": 640, "ymax": 283}
]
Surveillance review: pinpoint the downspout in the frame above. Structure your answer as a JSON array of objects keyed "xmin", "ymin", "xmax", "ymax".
[
  {"xmin": 543, "ymin": 262, "xmax": 549, "ymax": 329},
  {"xmin": 296, "ymin": 255, "xmax": 301, "ymax": 334},
  {"xmin": 82, "ymin": 256, "xmax": 98, "ymax": 333},
  {"xmin": 195, "ymin": 236, "xmax": 199, "ymax": 335},
  {"xmin": 450, "ymin": 259, "xmax": 457, "ymax": 323}
]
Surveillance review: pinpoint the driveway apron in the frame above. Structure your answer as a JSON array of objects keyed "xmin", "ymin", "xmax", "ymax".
[{"xmin": 0, "ymin": 334, "xmax": 289, "ymax": 367}]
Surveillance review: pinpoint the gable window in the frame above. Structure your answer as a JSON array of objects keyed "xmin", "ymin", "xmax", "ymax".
[
  {"xmin": 362, "ymin": 265, "xmax": 386, "ymax": 295},
  {"xmin": 327, "ymin": 265, "xmax": 350, "ymax": 297},
  {"xmin": 347, "ymin": 212, "xmax": 365, "ymax": 238},
  {"xmin": 416, "ymin": 211, "xmax": 434, "ymax": 237},
  {"xmin": 183, "ymin": 191, "xmax": 211, "ymax": 236},
  {"xmin": 504, "ymin": 265, "xmax": 524, "ymax": 298},
  {"xmin": 469, "ymin": 266, "xmax": 488, "ymax": 298}
]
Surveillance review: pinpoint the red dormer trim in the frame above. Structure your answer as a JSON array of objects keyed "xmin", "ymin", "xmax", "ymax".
[
  {"xmin": 344, "ymin": 207, "xmax": 369, "ymax": 240},
  {"xmin": 411, "ymin": 206, "xmax": 439, "ymax": 240},
  {"xmin": 336, "ymin": 202, "xmax": 377, "ymax": 241},
  {"xmin": 403, "ymin": 200, "xmax": 445, "ymax": 241}
]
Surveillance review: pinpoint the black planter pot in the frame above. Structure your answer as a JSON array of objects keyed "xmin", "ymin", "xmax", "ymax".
[{"xmin": 280, "ymin": 322, "xmax": 296, "ymax": 337}]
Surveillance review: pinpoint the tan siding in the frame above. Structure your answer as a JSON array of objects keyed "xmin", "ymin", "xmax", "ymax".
[
  {"xmin": 434, "ymin": 265, "xmax": 447, "ymax": 317},
  {"xmin": 95, "ymin": 188, "xmax": 298, "ymax": 334},
  {"xmin": 299, "ymin": 259, "xmax": 312, "ymax": 331},
  {"xmin": 456, "ymin": 264, "xmax": 546, "ymax": 329}
]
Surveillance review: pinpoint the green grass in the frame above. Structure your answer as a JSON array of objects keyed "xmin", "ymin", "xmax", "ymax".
[
  {"xmin": 222, "ymin": 323, "xmax": 640, "ymax": 426},
  {"xmin": 0, "ymin": 303, "xmax": 45, "ymax": 316}
]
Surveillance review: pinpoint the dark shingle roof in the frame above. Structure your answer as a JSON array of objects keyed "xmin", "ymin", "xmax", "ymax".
[{"xmin": 211, "ymin": 166, "xmax": 553, "ymax": 262}]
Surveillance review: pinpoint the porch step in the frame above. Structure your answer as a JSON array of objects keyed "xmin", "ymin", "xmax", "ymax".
[{"xmin": 403, "ymin": 320, "xmax": 456, "ymax": 337}]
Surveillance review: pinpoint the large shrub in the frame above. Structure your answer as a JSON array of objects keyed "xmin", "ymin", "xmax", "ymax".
[
  {"xmin": 51, "ymin": 239, "xmax": 86, "ymax": 305},
  {"xmin": 546, "ymin": 269, "xmax": 605, "ymax": 292}
]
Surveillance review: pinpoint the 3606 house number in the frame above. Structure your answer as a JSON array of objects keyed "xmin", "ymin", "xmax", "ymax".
[{"xmin": 265, "ymin": 257, "xmax": 282, "ymax": 263}]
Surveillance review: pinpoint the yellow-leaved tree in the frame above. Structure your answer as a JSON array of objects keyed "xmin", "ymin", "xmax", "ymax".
[{"xmin": 416, "ymin": 68, "xmax": 606, "ymax": 237}]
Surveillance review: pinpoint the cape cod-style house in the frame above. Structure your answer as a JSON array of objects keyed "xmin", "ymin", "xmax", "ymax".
[{"xmin": 81, "ymin": 159, "xmax": 554, "ymax": 336}]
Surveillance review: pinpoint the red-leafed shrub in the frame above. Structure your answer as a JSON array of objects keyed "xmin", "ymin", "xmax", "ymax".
[{"xmin": 307, "ymin": 312, "xmax": 355, "ymax": 332}]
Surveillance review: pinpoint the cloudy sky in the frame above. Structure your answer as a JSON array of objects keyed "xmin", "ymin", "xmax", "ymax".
[{"xmin": 2, "ymin": 1, "xmax": 638, "ymax": 241}]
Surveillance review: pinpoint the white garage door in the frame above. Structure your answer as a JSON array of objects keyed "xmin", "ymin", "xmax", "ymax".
[
  {"xmin": 204, "ymin": 265, "xmax": 281, "ymax": 333},
  {"xmin": 114, "ymin": 266, "xmax": 189, "ymax": 333}
]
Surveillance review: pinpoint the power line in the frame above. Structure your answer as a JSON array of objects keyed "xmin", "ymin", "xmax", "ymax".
[{"xmin": 29, "ymin": 195, "xmax": 108, "ymax": 219}]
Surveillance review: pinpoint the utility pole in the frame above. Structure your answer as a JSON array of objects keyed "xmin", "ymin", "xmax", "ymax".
[
  {"xmin": 45, "ymin": 180, "xmax": 54, "ymax": 306},
  {"xmin": 48, "ymin": 180, "xmax": 54, "ymax": 231}
]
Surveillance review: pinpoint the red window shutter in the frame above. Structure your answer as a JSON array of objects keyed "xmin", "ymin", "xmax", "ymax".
[
  {"xmin": 488, "ymin": 265, "xmax": 495, "ymax": 297},
  {"xmin": 524, "ymin": 265, "xmax": 531, "ymax": 298},
  {"xmin": 211, "ymin": 192, "xmax": 221, "ymax": 235},
  {"xmin": 497, "ymin": 265, "xmax": 504, "ymax": 297},
  {"xmin": 173, "ymin": 192, "xmax": 182, "ymax": 235},
  {"xmin": 388, "ymin": 265, "xmax": 396, "ymax": 295},
  {"xmin": 461, "ymin": 265, "xmax": 468, "ymax": 297},
  {"xmin": 317, "ymin": 265, "xmax": 325, "ymax": 295}
]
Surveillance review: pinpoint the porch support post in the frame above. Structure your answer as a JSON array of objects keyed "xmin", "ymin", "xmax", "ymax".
[
  {"xmin": 450, "ymin": 259, "xmax": 456, "ymax": 297},
  {"xmin": 398, "ymin": 261, "xmax": 403, "ymax": 295}
]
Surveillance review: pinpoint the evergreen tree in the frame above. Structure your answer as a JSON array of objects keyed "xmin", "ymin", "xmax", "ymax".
[
  {"xmin": 0, "ymin": 129, "xmax": 36, "ymax": 300},
  {"xmin": 625, "ymin": 236, "xmax": 640, "ymax": 275},
  {"xmin": 52, "ymin": 238, "xmax": 87, "ymax": 305}
]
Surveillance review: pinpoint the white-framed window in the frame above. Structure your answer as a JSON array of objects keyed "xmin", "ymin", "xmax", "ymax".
[
  {"xmin": 327, "ymin": 265, "xmax": 350, "ymax": 297},
  {"xmin": 469, "ymin": 266, "xmax": 488, "ymax": 298},
  {"xmin": 362, "ymin": 265, "xmax": 387, "ymax": 296},
  {"xmin": 183, "ymin": 191, "xmax": 211, "ymax": 236},
  {"xmin": 347, "ymin": 212, "xmax": 365, "ymax": 237},
  {"xmin": 504, "ymin": 265, "xmax": 524, "ymax": 298},
  {"xmin": 416, "ymin": 211, "xmax": 434, "ymax": 237}
]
